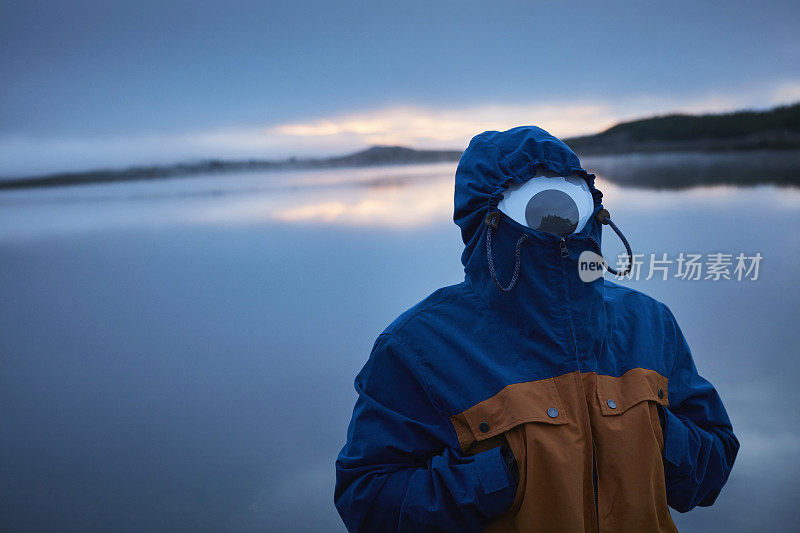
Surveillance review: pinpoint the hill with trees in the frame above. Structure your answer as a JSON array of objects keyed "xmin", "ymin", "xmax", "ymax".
[{"xmin": 566, "ymin": 102, "xmax": 800, "ymax": 154}]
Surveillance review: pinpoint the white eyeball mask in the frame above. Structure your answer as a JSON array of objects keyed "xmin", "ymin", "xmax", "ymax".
[{"xmin": 497, "ymin": 175, "xmax": 595, "ymax": 237}]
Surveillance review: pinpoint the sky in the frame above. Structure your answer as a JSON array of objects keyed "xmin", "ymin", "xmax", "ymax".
[{"xmin": 1, "ymin": 0, "xmax": 799, "ymax": 175}]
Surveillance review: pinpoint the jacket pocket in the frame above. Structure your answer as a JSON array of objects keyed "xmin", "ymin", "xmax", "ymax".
[
  {"xmin": 593, "ymin": 369, "xmax": 676, "ymax": 531},
  {"xmin": 452, "ymin": 377, "xmax": 568, "ymax": 447},
  {"xmin": 449, "ymin": 377, "xmax": 568, "ymax": 518},
  {"xmin": 595, "ymin": 368, "xmax": 670, "ymax": 454}
]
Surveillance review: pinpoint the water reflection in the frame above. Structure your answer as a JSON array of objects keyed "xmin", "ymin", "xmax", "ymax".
[
  {"xmin": 583, "ymin": 150, "xmax": 800, "ymax": 188},
  {"xmin": 272, "ymin": 179, "xmax": 453, "ymax": 226},
  {"xmin": 1, "ymin": 154, "xmax": 799, "ymax": 531},
  {"xmin": 2, "ymin": 155, "xmax": 799, "ymax": 240}
]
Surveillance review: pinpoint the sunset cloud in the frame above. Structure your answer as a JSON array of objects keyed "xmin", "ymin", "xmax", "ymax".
[
  {"xmin": 270, "ymin": 103, "xmax": 615, "ymax": 147},
  {"xmin": 2, "ymin": 80, "xmax": 798, "ymax": 177}
]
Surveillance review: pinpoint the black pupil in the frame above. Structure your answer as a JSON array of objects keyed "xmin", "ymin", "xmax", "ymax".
[{"xmin": 525, "ymin": 190, "xmax": 579, "ymax": 236}]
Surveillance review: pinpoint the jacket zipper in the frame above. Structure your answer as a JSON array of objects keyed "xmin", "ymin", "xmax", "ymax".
[
  {"xmin": 559, "ymin": 237, "xmax": 579, "ymax": 367},
  {"xmin": 559, "ymin": 237, "xmax": 570, "ymax": 257},
  {"xmin": 561, "ymin": 236, "xmax": 600, "ymax": 531}
]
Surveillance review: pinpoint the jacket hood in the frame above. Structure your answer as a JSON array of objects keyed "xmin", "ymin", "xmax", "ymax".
[
  {"xmin": 336, "ymin": 127, "xmax": 738, "ymax": 533},
  {"xmin": 454, "ymin": 126, "xmax": 603, "ymax": 266}
]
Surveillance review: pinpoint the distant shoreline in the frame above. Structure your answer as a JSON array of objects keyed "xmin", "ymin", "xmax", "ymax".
[
  {"xmin": 2, "ymin": 147, "xmax": 799, "ymax": 192},
  {"xmin": 2, "ymin": 148, "xmax": 798, "ymax": 191},
  {"xmin": 0, "ymin": 145, "xmax": 462, "ymax": 191},
  {"xmin": 2, "ymin": 103, "xmax": 798, "ymax": 191}
]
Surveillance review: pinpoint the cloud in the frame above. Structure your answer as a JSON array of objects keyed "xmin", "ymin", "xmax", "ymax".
[
  {"xmin": 2, "ymin": 80, "xmax": 799, "ymax": 176},
  {"xmin": 269, "ymin": 79, "xmax": 800, "ymax": 150},
  {"xmin": 270, "ymin": 103, "xmax": 614, "ymax": 147},
  {"xmin": 771, "ymin": 80, "xmax": 800, "ymax": 105}
]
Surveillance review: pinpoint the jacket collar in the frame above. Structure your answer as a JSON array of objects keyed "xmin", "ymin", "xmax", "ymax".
[{"xmin": 463, "ymin": 205, "xmax": 608, "ymax": 375}]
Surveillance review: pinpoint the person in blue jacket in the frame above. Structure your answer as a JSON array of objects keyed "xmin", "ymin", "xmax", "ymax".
[{"xmin": 334, "ymin": 126, "xmax": 739, "ymax": 532}]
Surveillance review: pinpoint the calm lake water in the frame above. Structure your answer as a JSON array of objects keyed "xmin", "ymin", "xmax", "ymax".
[{"xmin": 1, "ymin": 155, "xmax": 799, "ymax": 531}]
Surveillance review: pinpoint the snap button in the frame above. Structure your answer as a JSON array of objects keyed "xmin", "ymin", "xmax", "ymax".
[
  {"xmin": 478, "ymin": 421, "xmax": 490, "ymax": 433},
  {"xmin": 607, "ymin": 399, "xmax": 617, "ymax": 409},
  {"xmin": 658, "ymin": 388, "xmax": 664, "ymax": 399},
  {"xmin": 547, "ymin": 407, "xmax": 559, "ymax": 418}
]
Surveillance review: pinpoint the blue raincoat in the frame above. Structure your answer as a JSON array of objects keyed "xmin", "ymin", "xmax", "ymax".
[{"xmin": 334, "ymin": 126, "xmax": 739, "ymax": 532}]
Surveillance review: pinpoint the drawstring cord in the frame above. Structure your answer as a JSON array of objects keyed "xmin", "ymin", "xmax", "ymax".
[
  {"xmin": 483, "ymin": 208, "xmax": 633, "ymax": 291},
  {"xmin": 485, "ymin": 211, "xmax": 527, "ymax": 292},
  {"xmin": 596, "ymin": 209, "xmax": 633, "ymax": 276}
]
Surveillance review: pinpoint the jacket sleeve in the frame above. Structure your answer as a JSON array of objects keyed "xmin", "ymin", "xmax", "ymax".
[
  {"xmin": 659, "ymin": 307, "xmax": 740, "ymax": 513},
  {"xmin": 334, "ymin": 333, "xmax": 517, "ymax": 532}
]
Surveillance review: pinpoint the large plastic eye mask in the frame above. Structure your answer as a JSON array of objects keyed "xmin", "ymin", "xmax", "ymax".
[
  {"xmin": 497, "ymin": 175, "xmax": 594, "ymax": 236},
  {"xmin": 525, "ymin": 189, "xmax": 579, "ymax": 236}
]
